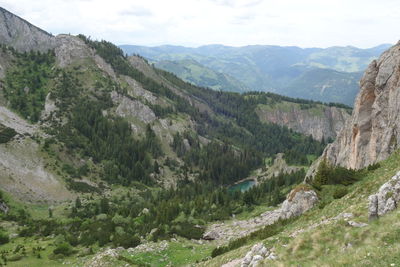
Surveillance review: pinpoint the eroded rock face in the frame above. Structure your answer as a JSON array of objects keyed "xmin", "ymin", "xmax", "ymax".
[
  {"xmin": 256, "ymin": 104, "xmax": 350, "ymax": 141},
  {"xmin": 280, "ymin": 187, "xmax": 319, "ymax": 219},
  {"xmin": 315, "ymin": 43, "xmax": 400, "ymax": 170},
  {"xmin": 0, "ymin": 7, "xmax": 57, "ymax": 52},
  {"xmin": 111, "ymin": 92, "xmax": 156, "ymax": 124},
  {"xmin": 368, "ymin": 170, "xmax": 400, "ymax": 220}
]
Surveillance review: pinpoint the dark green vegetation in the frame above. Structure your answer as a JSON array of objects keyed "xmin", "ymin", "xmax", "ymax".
[
  {"xmin": 211, "ymin": 217, "xmax": 296, "ymax": 258},
  {"xmin": 3, "ymin": 47, "xmax": 55, "ymax": 122},
  {"xmin": 0, "ymin": 124, "xmax": 17, "ymax": 143},
  {"xmin": 0, "ymin": 169, "xmax": 305, "ymax": 261},
  {"xmin": 312, "ymin": 160, "xmax": 360, "ymax": 189},
  {"xmin": 309, "ymin": 160, "xmax": 381, "ymax": 209},
  {"xmin": 0, "ymin": 37, "xmax": 344, "ymax": 265}
]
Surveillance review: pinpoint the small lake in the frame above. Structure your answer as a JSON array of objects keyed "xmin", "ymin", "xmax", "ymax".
[{"xmin": 228, "ymin": 179, "xmax": 256, "ymax": 193}]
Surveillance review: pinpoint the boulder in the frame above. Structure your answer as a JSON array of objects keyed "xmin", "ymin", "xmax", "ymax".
[
  {"xmin": 368, "ymin": 170, "xmax": 400, "ymax": 219},
  {"xmin": 241, "ymin": 243, "xmax": 272, "ymax": 267},
  {"xmin": 347, "ymin": 221, "xmax": 368, "ymax": 228},
  {"xmin": 203, "ymin": 230, "xmax": 220, "ymax": 240},
  {"xmin": 280, "ymin": 186, "xmax": 318, "ymax": 219}
]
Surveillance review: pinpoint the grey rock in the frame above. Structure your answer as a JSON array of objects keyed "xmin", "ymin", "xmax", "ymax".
[
  {"xmin": 0, "ymin": 7, "xmax": 57, "ymax": 52},
  {"xmin": 250, "ymin": 255, "xmax": 264, "ymax": 266},
  {"xmin": 347, "ymin": 221, "xmax": 368, "ymax": 227},
  {"xmin": 307, "ymin": 42, "xmax": 400, "ymax": 178},
  {"xmin": 112, "ymin": 92, "xmax": 156, "ymax": 124},
  {"xmin": 203, "ymin": 230, "xmax": 220, "ymax": 240},
  {"xmin": 267, "ymin": 253, "xmax": 278, "ymax": 260},
  {"xmin": 54, "ymin": 34, "xmax": 94, "ymax": 68},
  {"xmin": 259, "ymin": 247, "xmax": 269, "ymax": 257},
  {"xmin": 368, "ymin": 194, "xmax": 379, "ymax": 221},
  {"xmin": 368, "ymin": 170, "xmax": 400, "ymax": 219},
  {"xmin": 0, "ymin": 201, "xmax": 9, "ymax": 213},
  {"xmin": 241, "ymin": 243, "xmax": 274, "ymax": 267},
  {"xmin": 241, "ymin": 252, "xmax": 252, "ymax": 266},
  {"xmin": 251, "ymin": 243, "xmax": 264, "ymax": 254},
  {"xmin": 256, "ymin": 104, "xmax": 350, "ymax": 141},
  {"xmin": 280, "ymin": 187, "xmax": 319, "ymax": 219}
]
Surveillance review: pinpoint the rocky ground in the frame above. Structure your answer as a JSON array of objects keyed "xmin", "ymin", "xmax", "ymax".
[{"xmin": 204, "ymin": 186, "xmax": 318, "ymax": 244}]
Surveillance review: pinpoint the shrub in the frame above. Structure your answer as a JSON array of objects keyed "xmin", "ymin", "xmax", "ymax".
[
  {"xmin": 0, "ymin": 231, "xmax": 9, "ymax": 245},
  {"xmin": 53, "ymin": 242, "xmax": 75, "ymax": 256},
  {"xmin": 171, "ymin": 222, "xmax": 205, "ymax": 239},
  {"xmin": 367, "ymin": 162, "xmax": 381, "ymax": 171},
  {"xmin": 0, "ymin": 126, "xmax": 17, "ymax": 143},
  {"xmin": 333, "ymin": 186, "xmax": 348, "ymax": 199},
  {"xmin": 313, "ymin": 160, "xmax": 359, "ymax": 187}
]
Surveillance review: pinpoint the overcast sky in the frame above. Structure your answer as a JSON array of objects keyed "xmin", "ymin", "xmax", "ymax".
[{"xmin": 1, "ymin": 0, "xmax": 399, "ymax": 48}]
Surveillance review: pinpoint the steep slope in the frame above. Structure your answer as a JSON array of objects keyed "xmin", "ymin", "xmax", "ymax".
[
  {"xmin": 154, "ymin": 59, "xmax": 249, "ymax": 92},
  {"xmin": 0, "ymin": 7, "xmax": 332, "ymax": 202},
  {"xmin": 256, "ymin": 101, "xmax": 351, "ymax": 141},
  {"xmin": 315, "ymin": 42, "xmax": 400, "ymax": 170},
  {"xmin": 200, "ymin": 150, "xmax": 400, "ymax": 267},
  {"xmin": 284, "ymin": 68, "xmax": 363, "ymax": 106},
  {"xmin": 0, "ymin": 7, "xmax": 56, "ymax": 52}
]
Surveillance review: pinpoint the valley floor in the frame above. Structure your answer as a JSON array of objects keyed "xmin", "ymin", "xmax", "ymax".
[{"xmin": 3, "ymin": 151, "xmax": 400, "ymax": 267}]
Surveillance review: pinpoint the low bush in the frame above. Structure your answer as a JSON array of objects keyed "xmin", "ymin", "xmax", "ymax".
[
  {"xmin": 0, "ymin": 231, "xmax": 9, "ymax": 245},
  {"xmin": 53, "ymin": 242, "xmax": 75, "ymax": 256},
  {"xmin": 333, "ymin": 186, "xmax": 348, "ymax": 199}
]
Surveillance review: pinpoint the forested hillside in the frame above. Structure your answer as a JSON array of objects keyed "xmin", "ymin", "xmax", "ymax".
[
  {"xmin": 0, "ymin": 7, "xmax": 378, "ymax": 267},
  {"xmin": 121, "ymin": 44, "xmax": 390, "ymax": 105}
]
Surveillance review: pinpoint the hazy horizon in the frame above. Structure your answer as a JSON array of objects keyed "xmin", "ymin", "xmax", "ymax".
[
  {"xmin": 118, "ymin": 43, "xmax": 393, "ymax": 50},
  {"xmin": 1, "ymin": 0, "xmax": 399, "ymax": 49}
]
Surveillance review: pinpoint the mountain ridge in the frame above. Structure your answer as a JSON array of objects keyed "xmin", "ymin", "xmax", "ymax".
[
  {"xmin": 2, "ymin": 6, "xmax": 400, "ymax": 267},
  {"xmin": 120, "ymin": 43, "xmax": 390, "ymax": 105}
]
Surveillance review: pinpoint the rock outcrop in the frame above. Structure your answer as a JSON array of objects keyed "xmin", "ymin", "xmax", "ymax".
[
  {"xmin": 313, "ymin": 42, "xmax": 400, "ymax": 170},
  {"xmin": 203, "ymin": 230, "xmax": 220, "ymax": 240},
  {"xmin": 0, "ymin": 7, "xmax": 57, "ymax": 52},
  {"xmin": 260, "ymin": 153, "xmax": 303, "ymax": 180},
  {"xmin": 0, "ymin": 201, "xmax": 9, "ymax": 213},
  {"xmin": 256, "ymin": 103, "xmax": 350, "ymax": 141},
  {"xmin": 279, "ymin": 185, "xmax": 319, "ymax": 219},
  {"xmin": 368, "ymin": 170, "xmax": 400, "ymax": 220},
  {"xmin": 205, "ymin": 186, "xmax": 318, "ymax": 242},
  {"xmin": 111, "ymin": 92, "xmax": 156, "ymax": 124},
  {"xmin": 241, "ymin": 243, "xmax": 277, "ymax": 267}
]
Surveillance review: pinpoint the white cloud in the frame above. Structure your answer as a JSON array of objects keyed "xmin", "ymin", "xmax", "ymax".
[{"xmin": 0, "ymin": 0, "xmax": 398, "ymax": 48}]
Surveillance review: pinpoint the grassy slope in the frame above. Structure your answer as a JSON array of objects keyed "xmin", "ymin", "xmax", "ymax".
[
  {"xmin": 4, "ymin": 149, "xmax": 399, "ymax": 267},
  {"xmin": 201, "ymin": 149, "xmax": 400, "ymax": 266}
]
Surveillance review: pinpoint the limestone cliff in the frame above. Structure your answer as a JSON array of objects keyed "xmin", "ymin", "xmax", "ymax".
[
  {"xmin": 0, "ymin": 7, "xmax": 56, "ymax": 52},
  {"xmin": 256, "ymin": 102, "xmax": 350, "ymax": 141},
  {"xmin": 311, "ymin": 42, "xmax": 400, "ymax": 171}
]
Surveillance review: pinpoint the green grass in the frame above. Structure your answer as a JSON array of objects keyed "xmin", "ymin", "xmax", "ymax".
[
  {"xmin": 120, "ymin": 239, "xmax": 213, "ymax": 266},
  {"xmin": 199, "ymin": 149, "xmax": 400, "ymax": 266}
]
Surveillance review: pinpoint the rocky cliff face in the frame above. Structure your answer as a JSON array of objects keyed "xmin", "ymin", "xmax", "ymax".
[
  {"xmin": 256, "ymin": 103, "xmax": 350, "ymax": 141},
  {"xmin": 0, "ymin": 7, "xmax": 56, "ymax": 52},
  {"xmin": 316, "ymin": 42, "xmax": 400, "ymax": 170}
]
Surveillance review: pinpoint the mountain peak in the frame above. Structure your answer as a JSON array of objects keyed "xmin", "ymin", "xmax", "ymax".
[{"xmin": 0, "ymin": 6, "xmax": 56, "ymax": 52}]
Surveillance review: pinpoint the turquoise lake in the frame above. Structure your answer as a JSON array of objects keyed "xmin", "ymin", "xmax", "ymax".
[{"xmin": 228, "ymin": 179, "xmax": 256, "ymax": 192}]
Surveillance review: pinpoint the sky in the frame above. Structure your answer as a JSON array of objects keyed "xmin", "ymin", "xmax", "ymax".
[{"xmin": 0, "ymin": 0, "xmax": 399, "ymax": 48}]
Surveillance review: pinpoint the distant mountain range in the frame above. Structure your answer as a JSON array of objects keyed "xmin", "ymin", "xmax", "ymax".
[{"xmin": 120, "ymin": 44, "xmax": 391, "ymax": 105}]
